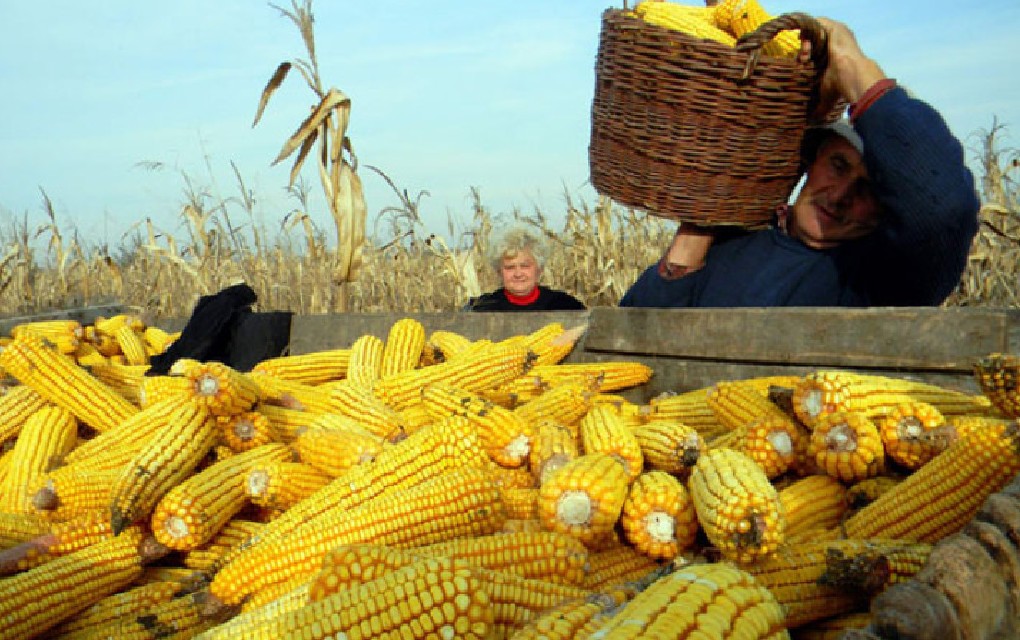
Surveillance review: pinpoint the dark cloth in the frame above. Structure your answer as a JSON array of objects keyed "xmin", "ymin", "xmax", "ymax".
[
  {"xmin": 466, "ymin": 286, "xmax": 586, "ymax": 312},
  {"xmin": 147, "ymin": 283, "xmax": 292, "ymax": 374},
  {"xmin": 620, "ymin": 87, "xmax": 980, "ymax": 308}
]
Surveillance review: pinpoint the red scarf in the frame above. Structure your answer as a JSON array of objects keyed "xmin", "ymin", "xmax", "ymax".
[{"xmin": 504, "ymin": 286, "xmax": 540, "ymax": 306}]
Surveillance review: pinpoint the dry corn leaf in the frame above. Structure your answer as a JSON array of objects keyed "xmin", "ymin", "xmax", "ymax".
[
  {"xmin": 253, "ymin": 62, "xmax": 292, "ymax": 128},
  {"xmin": 288, "ymin": 125, "xmax": 318, "ymax": 188},
  {"xmin": 272, "ymin": 87, "xmax": 350, "ymax": 166}
]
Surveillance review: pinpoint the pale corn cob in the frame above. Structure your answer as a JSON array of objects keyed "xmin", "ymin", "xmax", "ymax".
[
  {"xmin": 689, "ymin": 447, "xmax": 785, "ymax": 564},
  {"xmin": 0, "ymin": 335, "xmax": 139, "ymax": 433},
  {"xmin": 538, "ymin": 453, "xmax": 630, "ymax": 549},
  {"xmin": 643, "ymin": 388, "xmax": 728, "ymax": 440},
  {"xmin": 778, "ymin": 474, "xmax": 849, "ymax": 542},
  {"xmin": 581, "ymin": 544, "xmax": 666, "ymax": 591},
  {"xmin": 630, "ymin": 418, "xmax": 703, "ymax": 477},
  {"xmin": 620, "ymin": 470, "xmax": 698, "ymax": 560},
  {"xmin": 528, "ymin": 419, "xmax": 580, "ymax": 486},
  {"xmin": 151, "ymin": 442, "xmax": 293, "ymax": 550}
]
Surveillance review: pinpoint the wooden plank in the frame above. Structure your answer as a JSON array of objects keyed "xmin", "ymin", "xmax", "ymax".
[
  {"xmin": 287, "ymin": 311, "xmax": 590, "ymax": 354},
  {"xmin": 0, "ymin": 304, "xmax": 139, "ymax": 336},
  {"xmin": 584, "ymin": 307, "xmax": 1017, "ymax": 372}
]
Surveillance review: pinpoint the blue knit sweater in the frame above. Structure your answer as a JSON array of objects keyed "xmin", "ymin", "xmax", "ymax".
[{"xmin": 619, "ymin": 87, "xmax": 980, "ymax": 308}]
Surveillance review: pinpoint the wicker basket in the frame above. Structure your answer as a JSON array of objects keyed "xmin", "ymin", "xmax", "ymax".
[{"xmin": 589, "ymin": 8, "xmax": 837, "ymax": 228}]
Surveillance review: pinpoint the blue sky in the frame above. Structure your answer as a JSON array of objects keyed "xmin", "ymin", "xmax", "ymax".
[{"xmin": 1, "ymin": 1, "xmax": 1018, "ymax": 247}]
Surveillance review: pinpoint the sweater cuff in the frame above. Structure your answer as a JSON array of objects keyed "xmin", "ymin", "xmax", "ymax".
[{"xmin": 849, "ymin": 78, "xmax": 897, "ymax": 123}]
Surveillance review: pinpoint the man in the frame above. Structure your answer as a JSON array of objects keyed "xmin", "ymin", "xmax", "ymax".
[{"xmin": 619, "ymin": 18, "xmax": 980, "ymax": 308}]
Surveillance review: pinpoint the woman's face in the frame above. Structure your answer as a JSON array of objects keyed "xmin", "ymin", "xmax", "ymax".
[{"xmin": 500, "ymin": 249, "xmax": 541, "ymax": 296}]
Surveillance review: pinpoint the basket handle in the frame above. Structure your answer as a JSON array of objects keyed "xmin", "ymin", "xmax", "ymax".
[{"xmin": 734, "ymin": 12, "xmax": 828, "ymax": 80}]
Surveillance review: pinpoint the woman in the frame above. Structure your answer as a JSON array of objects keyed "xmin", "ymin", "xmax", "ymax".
[{"xmin": 466, "ymin": 227, "xmax": 585, "ymax": 311}]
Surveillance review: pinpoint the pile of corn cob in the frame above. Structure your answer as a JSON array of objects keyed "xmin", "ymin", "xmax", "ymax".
[
  {"xmin": 0, "ymin": 313, "xmax": 1018, "ymax": 639},
  {"xmin": 632, "ymin": 0, "xmax": 802, "ymax": 58}
]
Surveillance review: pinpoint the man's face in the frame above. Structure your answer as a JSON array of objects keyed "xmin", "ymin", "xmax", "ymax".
[
  {"xmin": 500, "ymin": 250, "xmax": 541, "ymax": 296},
  {"xmin": 788, "ymin": 134, "xmax": 881, "ymax": 249}
]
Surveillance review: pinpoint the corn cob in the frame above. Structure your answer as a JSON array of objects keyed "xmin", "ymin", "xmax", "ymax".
[
  {"xmin": 538, "ymin": 453, "xmax": 630, "ymax": 549},
  {"xmin": 527, "ymin": 361, "xmax": 653, "ymax": 394},
  {"xmin": 216, "ymin": 410, "xmax": 276, "ymax": 452},
  {"xmin": 514, "ymin": 380, "xmax": 594, "ymax": 428},
  {"xmin": 379, "ymin": 317, "xmax": 426, "ymax": 378},
  {"xmin": 245, "ymin": 460, "xmax": 330, "ymax": 512},
  {"xmin": 846, "ymin": 475, "xmax": 903, "ymax": 509},
  {"xmin": 591, "ymin": 560, "xmax": 788, "ymax": 638},
  {"xmin": 423, "ymin": 383, "xmax": 534, "ymax": 467},
  {"xmin": 0, "ymin": 385, "xmax": 53, "ymax": 445},
  {"xmin": 206, "ymin": 556, "xmax": 494, "ymax": 640},
  {"xmin": 209, "ymin": 464, "xmax": 505, "ymax": 605},
  {"xmin": 689, "ymin": 447, "xmax": 785, "ymax": 564},
  {"xmin": 61, "ymin": 396, "xmax": 193, "ymax": 470},
  {"xmin": 138, "ymin": 374, "xmax": 195, "ymax": 407},
  {"xmin": 29, "ymin": 468, "xmax": 118, "ymax": 522},
  {"xmin": 111, "ymin": 324, "xmax": 148, "ymax": 366},
  {"xmin": 108, "ymin": 401, "xmax": 217, "ymax": 534},
  {"xmin": 487, "ymin": 461, "xmax": 536, "ymax": 490},
  {"xmin": 10, "ymin": 319, "xmax": 83, "ymax": 341},
  {"xmin": 778, "ymin": 474, "xmax": 849, "ymax": 542},
  {"xmin": 499, "ymin": 486, "xmax": 538, "ymax": 519},
  {"xmin": 0, "ymin": 509, "xmax": 116, "ymax": 575},
  {"xmin": 93, "ymin": 313, "xmax": 143, "ymax": 336},
  {"xmin": 290, "ymin": 424, "xmax": 384, "ymax": 477},
  {"xmin": 246, "ymin": 372, "xmax": 333, "ymax": 413},
  {"xmin": 345, "ymin": 333, "xmax": 385, "ymax": 389},
  {"xmin": 876, "ymin": 400, "xmax": 954, "ymax": 469},
  {"xmin": 528, "ymin": 419, "xmax": 580, "ymax": 486},
  {"xmin": 151, "ymin": 442, "xmax": 293, "ymax": 551},
  {"xmin": 483, "ymin": 374, "xmax": 552, "ymax": 407},
  {"xmin": 842, "ymin": 419, "xmax": 1020, "ymax": 542},
  {"xmin": 326, "ymin": 379, "xmax": 408, "ymax": 441},
  {"xmin": 143, "ymin": 325, "xmax": 178, "ymax": 355},
  {"xmin": 425, "ymin": 329, "xmax": 474, "ymax": 362},
  {"xmin": 713, "ymin": 412, "xmax": 810, "ymax": 479},
  {"xmin": 747, "ymin": 538, "xmax": 931, "ymax": 628},
  {"xmin": 633, "ymin": 0, "xmax": 738, "ymax": 47},
  {"xmin": 792, "ymin": 370, "xmax": 993, "ymax": 429},
  {"xmin": 620, "ymin": 470, "xmax": 698, "ymax": 560},
  {"xmin": 213, "ymin": 415, "xmax": 487, "ymax": 588},
  {"xmin": 643, "ymin": 388, "xmax": 729, "ymax": 440},
  {"xmin": 477, "ymin": 568, "xmax": 592, "ymax": 638},
  {"xmin": 250, "ymin": 348, "xmax": 351, "ymax": 384},
  {"xmin": 183, "ymin": 518, "xmax": 263, "ymax": 571},
  {"xmin": 0, "ymin": 335, "xmax": 139, "ymax": 433},
  {"xmin": 512, "ymin": 583, "xmax": 640, "ymax": 640},
  {"xmin": 807, "ymin": 411, "xmax": 885, "ymax": 483},
  {"xmin": 580, "ymin": 404, "xmax": 645, "ymax": 480},
  {"xmin": 253, "ymin": 402, "xmax": 318, "ymax": 442},
  {"xmin": 707, "ymin": 379, "xmax": 794, "ymax": 431},
  {"xmin": 170, "ymin": 359, "xmax": 260, "ymax": 417},
  {"xmin": 525, "ymin": 322, "xmax": 585, "ymax": 367},
  {"xmin": 0, "ymin": 511, "xmax": 50, "ymax": 549},
  {"xmin": 714, "ymin": 0, "xmax": 801, "ymax": 57},
  {"xmin": 974, "ymin": 352, "xmax": 1020, "ymax": 417},
  {"xmin": 581, "ymin": 544, "xmax": 666, "ymax": 591},
  {"xmin": 42, "ymin": 580, "xmax": 182, "ymax": 638},
  {"xmin": 0, "ymin": 405, "xmax": 77, "ymax": 513},
  {"xmin": 0, "ymin": 526, "xmax": 151, "ymax": 640},
  {"xmin": 630, "ymin": 418, "xmax": 703, "ymax": 477},
  {"xmin": 81, "ymin": 361, "xmax": 147, "ymax": 405},
  {"xmin": 53, "ymin": 589, "xmax": 217, "ymax": 640},
  {"xmin": 413, "ymin": 530, "xmax": 590, "ymax": 586}
]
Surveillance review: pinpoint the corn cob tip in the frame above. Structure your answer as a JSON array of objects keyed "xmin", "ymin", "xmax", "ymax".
[
  {"xmin": 31, "ymin": 485, "xmax": 58, "ymax": 511},
  {"xmin": 111, "ymin": 507, "xmax": 131, "ymax": 536}
]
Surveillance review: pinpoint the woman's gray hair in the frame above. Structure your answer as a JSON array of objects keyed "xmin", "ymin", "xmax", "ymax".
[{"xmin": 488, "ymin": 227, "xmax": 547, "ymax": 272}]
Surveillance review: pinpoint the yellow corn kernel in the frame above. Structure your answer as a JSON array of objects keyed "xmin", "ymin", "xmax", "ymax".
[
  {"xmin": 425, "ymin": 329, "xmax": 474, "ymax": 363},
  {"xmin": 251, "ymin": 348, "xmax": 351, "ymax": 385},
  {"xmin": 81, "ymin": 361, "xmax": 147, "ymax": 405},
  {"xmin": 630, "ymin": 418, "xmax": 703, "ymax": 478},
  {"xmin": 138, "ymin": 374, "xmax": 195, "ymax": 408},
  {"xmin": 643, "ymin": 388, "xmax": 728, "ymax": 440},
  {"xmin": 326, "ymin": 379, "xmax": 408, "ymax": 441},
  {"xmin": 876, "ymin": 401, "xmax": 954, "ymax": 469},
  {"xmin": 580, "ymin": 404, "xmax": 644, "ymax": 480},
  {"xmin": 713, "ymin": 0, "xmax": 801, "ymax": 57},
  {"xmin": 689, "ymin": 447, "xmax": 785, "ymax": 564},
  {"xmin": 245, "ymin": 460, "xmax": 330, "ymax": 512},
  {"xmin": 112, "ymin": 325, "xmax": 149, "ymax": 366},
  {"xmin": 514, "ymin": 381, "xmax": 594, "ymax": 429},
  {"xmin": 43, "ymin": 580, "xmax": 181, "ymax": 636},
  {"xmin": 291, "ymin": 423, "xmax": 384, "ymax": 477},
  {"xmin": 30, "ymin": 467, "xmax": 119, "ymax": 521},
  {"xmin": 0, "ymin": 385, "xmax": 55, "ymax": 445},
  {"xmin": 634, "ymin": 1, "xmax": 738, "ymax": 47},
  {"xmin": 778, "ymin": 474, "xmax": 849, "ymax": 542},
  {"xmin": 346, "ymin": 333, "xmax": 385, "ymax": 390},
  {"xmin": 581, "ymin": 544, "xmax": 666, "ymax": 591},
  {"xmin": 143, "ymin": 325, "xmax": 178, "ymax": 355},
  {"xmin": 0, "ymin": 405, "xmax": 77, "ymax": 513},
  {"xmin": 217, "ymin": 410, "xmax": 278, "ymax": 452},
  {"xmin": 170, "ymin": 359, "xmax": 260, "ymax": 417},
  {"xmin": 423, "ymin": 383, "xmax": 534, "ymax": 467},
  {"xmin": 528, "ymin": 419, "xmax": 580, "ymax": 486},
  {"xmin": 380, "ymin": 317, "xmax": 427, "ymax": 378}
]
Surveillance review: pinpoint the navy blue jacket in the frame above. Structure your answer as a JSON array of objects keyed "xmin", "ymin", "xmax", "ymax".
[{"xmin": 619, "ymin": 87, "xmax": 980, "ymax": 308}]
